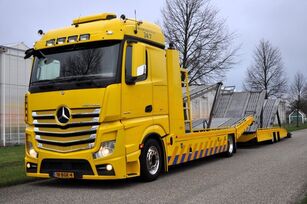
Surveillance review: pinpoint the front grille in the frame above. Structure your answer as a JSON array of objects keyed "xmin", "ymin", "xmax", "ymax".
[
  {"xmin": 40, "ymin": 159, "xmax": 94, "ymax": 175},
  {"xmin": 32, "ymin": 107, "xmax": 100, "ymax": 153}
]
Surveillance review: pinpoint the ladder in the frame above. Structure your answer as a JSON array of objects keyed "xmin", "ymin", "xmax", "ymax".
[{"xmin": 181, "ymin": 69, "xmax": 193, "ymax": 132}]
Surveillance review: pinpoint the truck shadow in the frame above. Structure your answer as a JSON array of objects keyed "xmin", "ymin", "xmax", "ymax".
[
  {"xmin": 31, "ymin": 154, "xmax": 225, "ymax": 189},
  {"xmin": 237, "ymin": 137, "xmax": 290, "ymax": 149},
  {"xmin": 31, "ymin": 177, "xmax": 140, "ymax": 189}
]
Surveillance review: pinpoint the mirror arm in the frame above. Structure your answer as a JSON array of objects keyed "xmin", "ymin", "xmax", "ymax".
[{"xmin": 126, "ymin": 76, "xmax": 137, "ymax": 85}]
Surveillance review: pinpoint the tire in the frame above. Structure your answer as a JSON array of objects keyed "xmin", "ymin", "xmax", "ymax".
[
  {"xmin": 140, "ymin": 139, "xmax": 162, "ymax": 182},
  {"xmin": 224, "ymin": 135, "xmax": 235, "ymax": 157},
  {"xmin": 272, "ymin": 132, "xmax": 277, "ymax": 143}
]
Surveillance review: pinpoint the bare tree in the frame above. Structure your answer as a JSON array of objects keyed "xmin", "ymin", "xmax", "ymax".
[
  {"xmin": 162, "ymin": 0, "xmax": 237, "ymax": 85},
  {"xmin": 244, "ymin": 40, "xmax": 287, "ymax": 99},
  {"xmin": 290, "ymin": 72, "xmax": 307, "ymax": 126}
]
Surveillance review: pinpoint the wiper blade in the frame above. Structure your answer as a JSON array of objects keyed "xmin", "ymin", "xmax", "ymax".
[{"xmin": 74, "ymin": 79, "xmax": 100, "ymax": 87}]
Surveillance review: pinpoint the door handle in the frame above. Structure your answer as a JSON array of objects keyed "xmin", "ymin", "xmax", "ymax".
[{"xmin": 145, "ymin": 105, "xmax": 153, "ymax": 113}]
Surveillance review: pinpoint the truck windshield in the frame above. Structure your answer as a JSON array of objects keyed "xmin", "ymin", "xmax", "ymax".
[{"xmin": 29, "ymin": 41, "xmax": 121, "ymax": 92}]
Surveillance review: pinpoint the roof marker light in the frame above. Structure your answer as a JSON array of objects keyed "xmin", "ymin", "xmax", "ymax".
[
  {"xmin": 67, "ymin": 35, "xmax": 78, "ymax": 43},
  {"xmin": 80, "ymin": 34, "xmax": 90, "ymax": 41},
  {"xmin": 46, "ymin": 39, "xmax": 55, "ymax": 46},
  {"xmin": 57, "ymin": 37, "xmax": 66, "ymax": 44}
]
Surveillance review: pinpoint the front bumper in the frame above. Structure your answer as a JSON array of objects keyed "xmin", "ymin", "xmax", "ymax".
[
  {"xmin": 25, "ymin": 150, "xmax": 136, "ymax": 180},
  {"xmin": 25, "ymin": 150, "xmax": 125, "ymax": 180}
]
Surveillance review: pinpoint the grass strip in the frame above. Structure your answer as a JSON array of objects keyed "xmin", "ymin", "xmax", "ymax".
[{"xmin": 0, "ymin": 145, "xmax": 36, "ymax": 187}]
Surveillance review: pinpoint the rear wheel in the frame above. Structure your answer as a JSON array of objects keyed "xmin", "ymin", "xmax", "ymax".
[
  {"xmin": 140, "ymin": 139, "xmax": 162, "ymax": 181},
  {"xmin": 224, "ymin": 135, "xmax": 235, "ymax": 157}
]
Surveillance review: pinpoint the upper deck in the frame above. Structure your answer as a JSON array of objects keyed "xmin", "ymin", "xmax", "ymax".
[{"xmin": 34, "ymin": 13, "xmax": 165, "ymax": 50}]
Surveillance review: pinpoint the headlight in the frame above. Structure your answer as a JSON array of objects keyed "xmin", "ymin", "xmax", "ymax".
[
  {"xmin": 26, "ymin": 142, "xmax": 38, "ymax": 158},
  {"xmin": 93, "ymin": 140, "xmax": 115, "ymax": 159}
]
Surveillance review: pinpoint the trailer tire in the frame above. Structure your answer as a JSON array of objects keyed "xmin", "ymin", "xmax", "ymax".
[
  {"xmin": 140, "ymin": 139, "xmax": 162, "ymax": 182},
  {"xmin": 224, "ymin": 135, "xmax": 235, "ymax": 157}
]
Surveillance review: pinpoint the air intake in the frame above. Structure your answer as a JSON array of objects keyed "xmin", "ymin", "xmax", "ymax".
[{"xmin": 72, "ymin": 13, "xmax": 117, "ymax": 25}]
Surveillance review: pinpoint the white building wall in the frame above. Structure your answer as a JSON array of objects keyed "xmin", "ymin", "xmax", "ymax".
[{"xmin": 0, "ymin": 43, "xmax": 32, "ymax": 146}]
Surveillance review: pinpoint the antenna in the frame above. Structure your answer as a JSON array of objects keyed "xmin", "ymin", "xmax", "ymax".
[
  {"xmin": 134, "ymin": 10, "xmax": 138, "ymax": 34},
  {"xmin": 75, "ymin": 14, "xmax": 81, "ymax": 27}
]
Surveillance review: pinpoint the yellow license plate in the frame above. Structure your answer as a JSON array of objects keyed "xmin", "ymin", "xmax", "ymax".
[{"xmin": 53, "ymin": 172, "xmax": 75, "ymax": 179}]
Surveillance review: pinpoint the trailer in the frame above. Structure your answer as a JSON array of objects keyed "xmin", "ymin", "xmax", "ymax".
[{"xmin": 207, "ymin": 88, "xmax": 290, "ymax": 144}]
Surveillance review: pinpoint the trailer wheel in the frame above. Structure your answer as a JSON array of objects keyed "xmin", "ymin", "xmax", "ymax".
[
  {"xmin": 140, "ymin": 139, "xmax": 162, "ymax": 181},
  {"xmin": 224, "ymin": 135, "xmax": 235, "ymax": 157}
]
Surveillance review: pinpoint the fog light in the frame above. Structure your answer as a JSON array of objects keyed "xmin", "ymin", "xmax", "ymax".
[
  {"xmin": 26, "ymin": 142, "xmax": 38, "ymax": 158},
  {"xmin": 93, "ymin": 140, "xmax": 115, "ymax": 159},
  {"xmin": 106, "ymin": 164, "xmax": 113, "ymax": 171}
]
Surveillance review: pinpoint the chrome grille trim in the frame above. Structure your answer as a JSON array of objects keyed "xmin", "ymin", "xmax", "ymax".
[
  {"xmin": 36, "ymin": 137, "xmax": 96, "ymax": 146},
  {"xmin": 37, "ymin": 145, "xmax": 93, "ymax": 153},
  {"xmin": 33, "ymin": 121, "xmax": 100, "ymax": 128},
  {"xmin": 33, "ymin": 107, "xmax": 101, "ymax": 153},
  {"xmin": 34, "ymin": 129, "xmax": 97, "ymax": 137},
  {"xmin": 35, "ymin": 134, "xmax": 96, "ymax": 141},
  {"xmin": 32, "ymin": 112, "xmax": 54, "ymax": 119}
]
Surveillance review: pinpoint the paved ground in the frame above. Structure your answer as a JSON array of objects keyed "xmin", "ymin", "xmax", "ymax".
[{"xmin": 1, "ymin": 129, "xmax": 307, "ymax": 204}]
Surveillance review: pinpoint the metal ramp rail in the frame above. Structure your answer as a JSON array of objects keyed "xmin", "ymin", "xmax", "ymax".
[
  {"xmin": 181, "ymin": 69, "xmax": 223, "ymax": 132},
  {"xmin": 210, "ymin": 90, "xmax": 281, "ymax": 132}
]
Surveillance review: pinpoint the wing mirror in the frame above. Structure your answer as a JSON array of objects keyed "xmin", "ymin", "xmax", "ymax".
[{"xmin": 126, "ymin": 42, "xmax": 147, "ymax": 85}]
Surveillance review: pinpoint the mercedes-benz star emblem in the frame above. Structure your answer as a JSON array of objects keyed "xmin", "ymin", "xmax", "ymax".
[{"xmin": 56, "ymin": 106, "xmax": 70, "ymax": 124}]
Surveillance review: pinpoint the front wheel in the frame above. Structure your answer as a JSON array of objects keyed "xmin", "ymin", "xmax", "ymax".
[
  {"xmin": 140, "ymin": 139, "xmax": 162, "ymax": 181},
  {"xmin": 224, "ymin": 135, "xmax": 235, "ymax": 157}
]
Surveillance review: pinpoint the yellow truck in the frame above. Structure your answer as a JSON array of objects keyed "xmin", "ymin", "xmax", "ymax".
[{"xmin": 24, "ymin": 13, "xmax": 253, "ymax": 181}]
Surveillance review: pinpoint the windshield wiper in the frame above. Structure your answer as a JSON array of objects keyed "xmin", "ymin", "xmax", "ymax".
[{"xmin": 74, "ymin": 76, "xmax": 101, "ymax": 87}]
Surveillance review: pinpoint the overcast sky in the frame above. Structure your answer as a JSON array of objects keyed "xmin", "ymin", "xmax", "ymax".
[{"xmin": 0, "ymin": 0, "xmax": 306, "ymax": 89}]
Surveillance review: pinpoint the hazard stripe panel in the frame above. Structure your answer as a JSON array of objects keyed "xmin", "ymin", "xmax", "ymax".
[{"xmin": 168, "ymin": 137, "xmax": 228, "ymax": 166}]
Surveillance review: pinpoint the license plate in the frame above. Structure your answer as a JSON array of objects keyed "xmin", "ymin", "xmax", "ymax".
[{"xmin": 53, "ymin": 172, "xmax": 75, "ymax": 179}]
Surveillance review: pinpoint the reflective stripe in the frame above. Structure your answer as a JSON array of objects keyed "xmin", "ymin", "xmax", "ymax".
[
  {"xmin": 173, "ymin": 155, "xmax": 179, "ymax": 165},
  {"xmin": 193, "ymin": 151, "xmax": 198, "ymax": 160},
  {"xmin": 168, "ymin": 146, "xmax": 179, "ymax": 166},
  {"xmin": 180, "ymin": 153, "xmax": 186, "ymax": 163}
]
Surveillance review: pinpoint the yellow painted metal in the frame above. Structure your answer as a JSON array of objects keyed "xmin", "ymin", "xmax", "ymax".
[
  {"xmin": 237, "ymin": 133, "xmax": 256, "ymax": 143},
  {"xmin": 256, "ymin": 127, "xmax": 288, "ymax": 142},
  {"xmin": 238, "ymin": 127, "xmax": 289, "ymax": 143},
  {"xmin": 166, "ymin": 49, "xmax": 185, "ymax": 136},
  {"xmin": 25, "ymin": 13, "xmax": 255, "ymax": 180},
  {"xmin": 181, "ymin": 69, "xmax": 193, "ymax": 132},
  {"xmin": 166, "ymin": 115, "xmax": 253, "ymax": 166},
  {"xmin": 72, "ymin": 13, "xmax": 116, "ymax": 25},
  {"xmin": 34, "ymin": 15, "xmax": 165, "ymax": 50}
]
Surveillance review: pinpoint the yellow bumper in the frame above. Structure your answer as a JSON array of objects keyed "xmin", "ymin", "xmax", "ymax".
[{"xmin": 25, "ymin": 147, "xmax": 140, "ymax": 180}]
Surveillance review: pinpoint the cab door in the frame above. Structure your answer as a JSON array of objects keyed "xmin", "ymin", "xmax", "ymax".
[{"xmin": 121, "ymin": 41, "xmax": 152, "ymax": 119}]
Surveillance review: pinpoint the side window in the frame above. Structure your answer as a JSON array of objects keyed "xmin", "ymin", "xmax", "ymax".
[
  {"xmin": 125, "ymin": 46, "xmax": 132, "ymax": 78},
  {"xmin": 138, "ymin": 50, "xmax": 148, "ymax": 81}
]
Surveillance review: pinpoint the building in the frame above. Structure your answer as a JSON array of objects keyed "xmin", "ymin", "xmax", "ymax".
[
  {"xmin": 0, "ymin": 43, "xmax": 32, "ymax": 146},
  {"xmin": 289, "ymin": 110, "xmax": 306, "ymax": 124}
]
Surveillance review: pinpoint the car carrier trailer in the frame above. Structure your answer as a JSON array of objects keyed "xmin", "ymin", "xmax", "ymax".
[
  {"xmin": 206, "ymin": 88, "xmax": 290, "ymax": 144},
  {"xmin": 24, "ymin": 12, "xmax": 253, "ymax": 181}
]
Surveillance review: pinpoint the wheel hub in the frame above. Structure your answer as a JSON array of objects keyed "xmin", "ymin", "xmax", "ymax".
[{"xmin": 146, "ymin": 146, "xmax": 160, "ymax": 175}]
